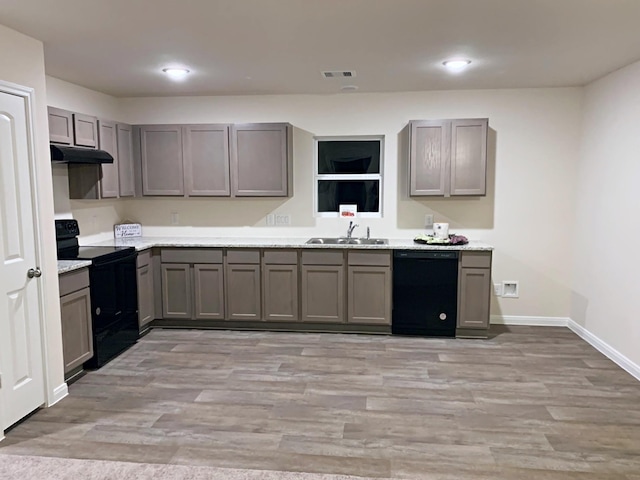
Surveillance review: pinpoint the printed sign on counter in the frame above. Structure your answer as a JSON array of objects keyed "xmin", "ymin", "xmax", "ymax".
[
  {"xmin": 114, "ymin": 223, "xmax": 142, "ymax": 238},
  {"xmin": 339, "ymin": 204, "xmax": 358, "ymax": 218}
]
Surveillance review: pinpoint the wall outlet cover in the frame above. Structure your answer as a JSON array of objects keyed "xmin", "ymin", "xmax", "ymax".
[
  {"xmin": 424, "ymin": 214, "xmax": 434, "ymax": 229},
  {"xmin": 502, "ymin": 281, "xmax": 519, "ymax": 298},
  {"xmin": 493, "ymin": 283, "xmax": 503, "ymax": 296}
]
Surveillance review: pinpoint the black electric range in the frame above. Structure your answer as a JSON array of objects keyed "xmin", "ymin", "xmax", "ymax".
[{"xmin": 56, "ymin": 219, "xmax": 139, "ymax": 368}]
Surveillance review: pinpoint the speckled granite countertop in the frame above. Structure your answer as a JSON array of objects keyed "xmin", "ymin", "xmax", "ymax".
[
  {"xmin": 57, "ymin": 260, "xmax": 92, "ymax": 274},
  {"xmin": 89, "ymin": 236, "xmax": 494, "ymax": 251},
  {"xmin": 58, "ymin": 237, "xmax": 493, "ymax": 274}
]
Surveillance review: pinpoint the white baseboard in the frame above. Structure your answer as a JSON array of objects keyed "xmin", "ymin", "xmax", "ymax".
[
  {"xmin": 48, "ymin": 383, "xmax": 68, "ymax": 407},
  {"xmin": 490, "ymin": 315, "xmax": 570, "ymax": 327},
  {"xmin": 568, "ymin": 319, "xmax": 640, "ymax": 382}
]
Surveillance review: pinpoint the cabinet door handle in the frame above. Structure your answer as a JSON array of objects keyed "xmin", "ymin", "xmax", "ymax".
[{"xmin": 27, "ymin": 267, "xmax": 42, "ymax": 278}]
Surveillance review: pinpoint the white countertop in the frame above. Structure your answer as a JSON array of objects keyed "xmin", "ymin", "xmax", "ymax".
[
  {"xmin": 89, "ymin": 236, "xmax": 494, "ymax": 251},
  {"xmin": 58, "ymin": 236, "xmax": 493, "ymax": 274},
  {"xmin": 57, "ymin": 260, "xmax": 92, "ymax": 274}
]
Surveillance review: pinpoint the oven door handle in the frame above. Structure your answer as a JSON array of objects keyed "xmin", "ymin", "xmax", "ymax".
[{"xmin": 92, "ymin": 251, "xmax": 138, "ymax": 268}]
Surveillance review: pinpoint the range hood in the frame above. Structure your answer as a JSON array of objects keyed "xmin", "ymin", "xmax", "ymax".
[{"xmin": 50, "ymin": 144, "xmax": 114, "ymax": 164}]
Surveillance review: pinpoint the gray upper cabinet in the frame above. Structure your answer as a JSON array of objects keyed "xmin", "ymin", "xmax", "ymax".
[
  {"xmin": 48, "ymin": 106, "xmax": 98, "ymax": 149},
  {"xmin": 230, "ymin": 123, "xmax": 292, "ymax": 197},
  {"xmin": 117, "ymin": 123, "xmax": 135, "ymax": 197},
  {"xmin": 73, "ymin": 113, "xmax": 99, "ymax": 148},
  {"xmin": 48, "ymin": 107, "xmax": 73, "ymax": 145},
  {"xmin": 183, "ymin": 124, "xmax": 231, "ymax": 196},
  {"xmin": 140, "ymin": 125, "xmax": 184, "ymax": 196},
  {"xmin": 98, "ymin": 120, "xmax": 119, "ymax": 198},
  {"xmin": 409, "ymin": 118, "xmax": 488, "ymax": 197}
]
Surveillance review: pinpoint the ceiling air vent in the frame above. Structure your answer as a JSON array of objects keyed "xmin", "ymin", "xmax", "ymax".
[{"xmin": 322, "ymin": 70, "xmax": 356, "ymax": 78}]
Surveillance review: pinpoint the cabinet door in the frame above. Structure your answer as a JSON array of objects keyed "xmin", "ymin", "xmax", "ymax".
[
  {"xmin": 137, "ymin": 264, "xmax": 154, "ymax": 327},
  {"xmin": 183, "ymin": 124, "xmax": 230, "ymax": 196},
  {"xmin": 98, "ymin": 120, "xmax": 119, "ymax": 198},
  {"xmin": 73, "ymin": 113, "xmax": 98, "ymax": 148},
  {"xmin": 117, "ymin": 123, "xmax": 136, "ymax": 197},
  {"xmin": 301, "ymin": 265, "xmax": 344, "ymax": 323},
  {"xmin": 410, "ymin": 120, "xmax": 449, "ymax": 196},
  {"xmin": 60, "ymin": 287, "xmax": 93, "ymax": 373},
  {"xmin": 48, "ymin": 107, "xmax": 73, "ymax": 145},
  {"xmin": 161, "ymin": 263, "xmax": 192, "ymax": 319},
  {"xmin": 347, "ymin": 266, "xmax": 391, "ymax": 325},
  {"xmin": 450, "ymin": 119, "xmax": 488, "ymax": 196},
  {"xmin": 225, "ymin": 264, "xmax": 261, "ymax": 320},
  {"xmin": 230, "ymin": 123, "xmax": 289, "ymax": 196},
  {"xmin": 140, "ymin": 125, "xmax": 184, "ymax": 196},
  {"xmin": 194, "ymin": 264, "xmax": 225, "ymax": 320},
  {"xmin": 263, "ymin": 264, "xmax": 298, "ymax": 321},
  {"xmin": 457, "ymin": 267, "xmax": 491, "ymax": 329}
]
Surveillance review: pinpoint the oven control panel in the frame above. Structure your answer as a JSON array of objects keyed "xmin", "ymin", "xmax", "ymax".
[{"xmin": 55, "ymin": 219, "xmax": 80, "ymax": 240}]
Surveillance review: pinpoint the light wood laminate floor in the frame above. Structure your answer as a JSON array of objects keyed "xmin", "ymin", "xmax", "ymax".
[{"xmin": 1, "ymin": 326, "xmax": 639, "ymax": 479}]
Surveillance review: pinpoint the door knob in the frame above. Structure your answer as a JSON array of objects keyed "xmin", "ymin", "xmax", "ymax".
[{"xmin": 27, "ymin": 267, "xmax": 42, "ymax": 278}]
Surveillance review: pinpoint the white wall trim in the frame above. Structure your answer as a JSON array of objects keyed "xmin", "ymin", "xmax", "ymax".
[
  {"xmin": 490, "ymin": 315, "xmax": 570, "ymax": 327},
  {"xmin": 568, "ymin": 319, "xmax": 640, "ymax": 382},
  {"xmin": 48, "ymin": 383, "xmax": 68, "ymax": 407}
]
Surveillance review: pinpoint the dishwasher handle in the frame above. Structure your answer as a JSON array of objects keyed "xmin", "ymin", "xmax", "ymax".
[{"xmin": 394, "ymin": 250, "xmax": 459, "ymax": 260}]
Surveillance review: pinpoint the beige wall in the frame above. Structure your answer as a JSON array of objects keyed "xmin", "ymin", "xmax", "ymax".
[
  {"xmin": 49, "ymin": 77, "xmax": 583, "ymax": 320},
  {"xmin": 46, "ymin": 76, "xmax": 128, "ymax": 239},
  {"xmin": 120, "ymin": 89, "xmax": 582, "ymax": 319},
  {"xmin": 572, "ymin": 59, "xmax": 640, "ymax": 367},
  {"xmin": 0, "ymin": 25, "xmax": 65, "ymax": 402}
]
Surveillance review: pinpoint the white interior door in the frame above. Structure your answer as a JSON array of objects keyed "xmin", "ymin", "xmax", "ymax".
[{"xmin": 0, "ymin": 89, "xmax": 45, "ymax": 432}]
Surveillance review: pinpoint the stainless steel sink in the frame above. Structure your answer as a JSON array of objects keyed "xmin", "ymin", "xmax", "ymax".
[{"xmin": 306, "ymin": 237, "xmax": 388, "ymax": 245}]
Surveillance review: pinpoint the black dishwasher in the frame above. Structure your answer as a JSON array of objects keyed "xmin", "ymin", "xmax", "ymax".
[{"xmin": 392, "ymin": 250, "xmax": 458, "ymax": 337}]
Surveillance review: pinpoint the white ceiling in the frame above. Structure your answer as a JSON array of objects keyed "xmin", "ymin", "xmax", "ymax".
[{"xmin": 2, "ymin": 0, "xmax": 640, "ymax": 98}]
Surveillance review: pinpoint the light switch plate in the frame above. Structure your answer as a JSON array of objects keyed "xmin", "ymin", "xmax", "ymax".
[
  {"xmin": 493, "ymin": 283, "xmax": 503, "ymax": 296},
  {"xmin": 425, "ymin": 214, "xmax": 434, "ymax": 229}
]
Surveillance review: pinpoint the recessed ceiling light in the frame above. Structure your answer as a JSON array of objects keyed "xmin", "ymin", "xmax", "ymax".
[
  {"xmin": 162, "ymin": 67, "xmax": 190, "ymax": 80},
  {"xmin": 340, "ymin": 85, "xmax": 359, "ymax": 92},
  {"xmin": 442, "ymin": 59, "xmax": 472, "ymax": 72}
]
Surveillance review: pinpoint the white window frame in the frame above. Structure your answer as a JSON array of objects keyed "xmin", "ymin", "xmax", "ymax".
[{"xmin": 313, "ymin": 135, "xmax": 384, "ymax": 218}]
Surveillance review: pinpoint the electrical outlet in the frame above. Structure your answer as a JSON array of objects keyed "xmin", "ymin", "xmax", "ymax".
[
  {"xmin": 170, "ymin": 212, "xmax": 179, "ymax": 225},
  {"xmin": 275, "ymin": 214, "xmax": 291, "ymax": 226},
  {"xmin": 502, "ymin": 281, "xmax": 519, "ymax": 298},
  {"xmin": 266, "ymin": 214, "xmax": 275, "ymax": 226},
  {"xmin": 493, "ymin": 283, "xmax": 503, "ymax": 296},
  {"xmin": 424, "ymin": 214, "xmax": 434, "ymax": 229}
]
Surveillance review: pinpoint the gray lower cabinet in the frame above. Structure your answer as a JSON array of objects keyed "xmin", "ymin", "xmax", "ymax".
[
  {"xmin": 225, "ymin": 250, "xmax": 261, "ymax": 321},
  {"xmin": 300, "ymin": 250, "xmax": 345, "ymax": 323},
  {"xmin": 230, "ymin": 123, "xmax": 292, "ymax": 197},
  {"xmin": 137, "ymin": 250, "xmax": 155, "ymax": 328},
  {"xmin": 347, "ymin": 251, "xmax": 392, "ymax": 325},
  {"xmin": 194, "ymin": 264, "xmax": 224, "ymax": 319},
  {"xmin": 161, "ymin": 263, "xmax": 192, "ymax": 319},
  {"xmin": 160, "ymin": 248, "xmax": 224, "ymax": 320},
  {"xmin": 457, "ymin": 252, "xmax": 492, "ymax": 331},
  {"xmin": 408, "ymin": 118, "xmax": 488, "ymax": 197},
  {"xmin": 59, "ymin": 268, "xmax": 93, "ymax": 375},
  {"xmin": 262, "ymin": 250, "xmax": 298, "ymax": 322}
]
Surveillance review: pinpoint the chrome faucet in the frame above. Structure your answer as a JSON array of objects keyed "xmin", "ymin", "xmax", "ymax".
[
  {"xmin": 346, "ymin": 221, "xmax": 359, "ymax": 238},
  {"xmin": 366, "ymin": 226, "xmax": 370, "ymax": 239}
]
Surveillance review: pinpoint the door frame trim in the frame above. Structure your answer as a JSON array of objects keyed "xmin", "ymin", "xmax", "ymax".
[{"xmin": 0, "ymin": 80, "xmax": 60, "ymax": 412}]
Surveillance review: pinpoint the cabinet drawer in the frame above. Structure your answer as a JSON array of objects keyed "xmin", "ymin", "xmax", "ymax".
[
  {"xmin": 161, "ymin": 248, "xmax": 223, "ymax": 264},
  {"xmin": 301, "ymin": 250, "xmax": 344, "ymax": 266},
  {"xmin": 226, "ymin": 249, "xmax": 260, "ymax": 264},
  {"xmin": 348, "ymin": 251, "xmax": 391, "ymax": 267},
  {"xmin": 460, "ymin": 251, "xmax": 492, "ymax": 268},
  {"xmin": 136, "ymin": 249, "xmax": 152, "ymax": 268},
  {"xmin": 59, "ymin": 268, "xmax": 90, "ymax": 297},
  {"xmin": 263, "ymin": 250, "xmax": 297, "ymax": 265}
]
